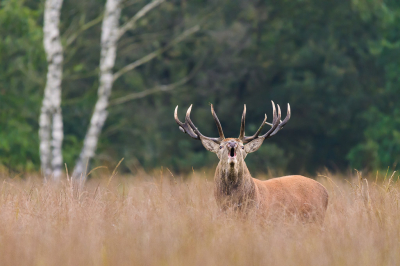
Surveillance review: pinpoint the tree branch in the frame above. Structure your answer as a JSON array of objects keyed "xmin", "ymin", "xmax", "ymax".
[
  {"xmin": 65, "ymin": 14, "xmax": 104, "ymax": 47},
  {"xmin": 113, "ymin": 25, "xmax": 200, "ymax": 81},
  {"xmin": 109, "ymin": 57, "xmax": 204, "ymax": 106},
  {"xmin": 118, "ymin": 0, "xmax": 165, "ymax": 39}
]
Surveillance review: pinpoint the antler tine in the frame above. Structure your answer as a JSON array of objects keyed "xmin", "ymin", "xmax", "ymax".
[
  {"xmin": 242, "ymin": 101, "xmax": 279, "ymax": 143},
  {"xmin": 211, "ymin": 104, "xmax": 225, "ymax": 140},
  {"xmin": 270, "ymin": 103, "xmax": 290, "ymax": 136},
  {"xmin": 239, "ymin": 104, "xmax": 246, "ymax": 140},
  {"xmin": 265, "ymin": 103, "xmax": 291, "ymax": 137},
  {"xmin": 174, "ymin": 106, "xmax": 200, "ymax": 139},
  {"xmin": 259, "ymin": 102, "xmax": 281, "ymax": 139},
  {"xmin": 242, "ymin": 114, "xmax": 267, "ymax": 143},
  {"xmin": 184, "ymin": 105, "xmax": 222, "ymax": 143},
  {"xmin": 241, "ymin": 101, "xmax": 290, "ymax": 143},
  {"xmin": 185, "ymin": 105, "xmax": 201, "ymax": 137},
  {"xmin": 259, "ymin": 102, "xmax": 283, "ymax": 140},
  {"xmin": 242, "ymin": 101, "xmax": 277, "ymax": 143}
]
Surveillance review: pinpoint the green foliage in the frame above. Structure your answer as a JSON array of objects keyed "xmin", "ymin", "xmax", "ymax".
[
  {"xmin": 347, "ymin": 0, "xmax": 400, "ymax": 171},
  {"xmin": 0, "ymin": 0, "xmax": 45, "ymax": 172},
  {"xmin": 1, "ymin": 0, "xmax": 400, "ymax": 174}
]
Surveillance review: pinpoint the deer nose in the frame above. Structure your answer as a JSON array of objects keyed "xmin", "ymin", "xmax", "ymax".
[{"xmin": 228, "ymin": 141, "xmax": 237, "ymax": 148}]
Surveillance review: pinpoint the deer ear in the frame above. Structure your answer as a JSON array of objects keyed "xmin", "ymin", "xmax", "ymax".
[
  {"xmin": 200, "ymin": 138, "xmax": 220, "ymax": 153},
  {"xmin": 244, "ymin": 138, "xmax": 264, "ymax": 154}
]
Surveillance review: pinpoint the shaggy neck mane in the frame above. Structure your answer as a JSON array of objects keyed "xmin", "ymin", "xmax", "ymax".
[{"xmin": 214, "ymin": 159, "xmax": 257, "ymax": 209}]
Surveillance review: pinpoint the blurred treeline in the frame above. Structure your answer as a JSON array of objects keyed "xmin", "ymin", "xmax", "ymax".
[{"xmin": 1, "ymin": 0, "xmax": 400, "ymax": 175}]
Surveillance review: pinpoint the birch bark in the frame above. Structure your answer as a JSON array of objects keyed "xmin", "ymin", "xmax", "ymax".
[
  {"xmin": 39, "ymin": 0, "xmax": 64, "ymax": 180},
  {"xmin": 72, "ymin": 0, "xmax": 195, "ymax": 181},
  {"xmin": 72, "ymin": 0, "xmax": 122, "ymax": 180}
]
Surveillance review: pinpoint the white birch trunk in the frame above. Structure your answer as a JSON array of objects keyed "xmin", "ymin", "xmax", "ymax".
[
  {"xmin": 39, "ymin": 0, "xmax": 64, "ymax": 181},
  {"xmin": 72, "ymin": 0, "xmax": 121, "ymax": 180}
]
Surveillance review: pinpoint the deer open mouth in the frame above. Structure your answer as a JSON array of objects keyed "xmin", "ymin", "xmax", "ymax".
[{"xmin": 229, "ymin": 147, "xmax": 236, "ymax": 158}]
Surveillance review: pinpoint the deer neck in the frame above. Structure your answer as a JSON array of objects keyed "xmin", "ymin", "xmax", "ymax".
[{"xmin": 214, "ymin": 158, "xmax": 256, "ymax": 206}]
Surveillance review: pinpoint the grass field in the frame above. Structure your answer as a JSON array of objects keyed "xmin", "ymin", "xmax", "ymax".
[{"xmin": 0, "ymin": 170, "xmax": 398, "ymax": 265}]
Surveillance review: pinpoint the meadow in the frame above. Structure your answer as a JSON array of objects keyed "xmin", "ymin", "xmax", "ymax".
[{"xmin": 0, "ymin": 169, "xmax": 398, "ymax": 266}]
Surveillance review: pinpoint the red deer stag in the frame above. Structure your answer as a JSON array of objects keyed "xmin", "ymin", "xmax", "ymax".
[{"xmin": 174, "ymin": 102, "xmax": 328, "ymax": 222}]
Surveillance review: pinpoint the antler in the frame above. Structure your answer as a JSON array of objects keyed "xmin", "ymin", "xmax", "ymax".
[
  {"xmin": 239, "ymin": 101, "xmax": 291, "ymax": 144},
  {"xmin": 264, "ymin": 103, "xmax": 291, "ymax": 137},
  {"xmin": 174, "ymin": 104, "xmax": 225, "ymax": 143},
  {"xmin": 174, "ymin": 105, "xmax": 199, "ymax": 140}
]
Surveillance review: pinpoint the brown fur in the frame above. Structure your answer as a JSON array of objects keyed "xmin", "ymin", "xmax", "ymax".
[{"xmin": 208, "ymin": 138, "xmax": 328, "ymax": 222}]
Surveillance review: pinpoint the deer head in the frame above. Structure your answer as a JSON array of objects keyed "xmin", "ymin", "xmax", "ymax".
[{"xmin": 174, "ymin": 102, "xmax": 291, "ymax": 173}]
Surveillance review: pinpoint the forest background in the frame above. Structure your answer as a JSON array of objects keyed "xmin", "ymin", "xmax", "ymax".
[{"xmin": 1, "ymin": 0, "xmax": 400, "ymax": 177}]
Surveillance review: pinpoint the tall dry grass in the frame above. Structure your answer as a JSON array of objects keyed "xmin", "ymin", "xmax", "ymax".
[{"xmin": 0, "ymin": 170, "xmax": 399, "ymax": 265}]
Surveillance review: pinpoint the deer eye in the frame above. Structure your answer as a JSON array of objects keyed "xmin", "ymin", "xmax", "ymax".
[
  {"xmin": 219, "ymin": 146, "xmax": 222, "ymax": 149},
  {"xmin": 242, "ymin": 146, "xmax": 244, "ymax": 149}
]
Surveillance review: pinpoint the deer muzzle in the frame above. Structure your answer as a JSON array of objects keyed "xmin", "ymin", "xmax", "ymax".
[{"xmin": 227, "ymin": 141, "xmax": 237, "ymax": 163}]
